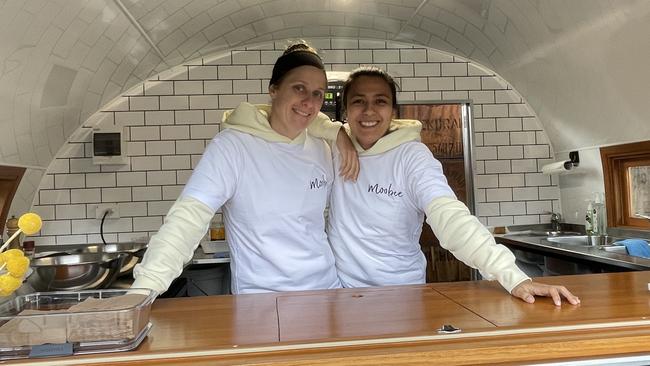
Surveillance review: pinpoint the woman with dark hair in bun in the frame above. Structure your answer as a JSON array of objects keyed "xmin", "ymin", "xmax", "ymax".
[{"xmin": 132, "ymin": 42, "xmax": 358, "ymax": 294}]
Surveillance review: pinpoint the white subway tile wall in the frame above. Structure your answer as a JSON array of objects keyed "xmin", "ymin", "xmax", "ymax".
[{"xmin": 31, "ymin": 40, "xmax": 558, "ymax": 244}]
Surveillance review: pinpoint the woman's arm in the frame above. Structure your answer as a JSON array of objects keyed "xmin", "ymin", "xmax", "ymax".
[
  {"xmin": 132, "ymin": 196, "xmax": 214, "ymax": 294},
  {"xmin": 424, "ymin": 196, "xmax": 530, "ymax": 293},
  {"xmin": 424, "ymin": 196, "xmax": 579, "ymax": 305},
  {"xmin": 132, "ymin": 133, "xmax": 240, "ymax": 295},
  {"xmin": 308, "ymin": 115, "xmax": 359, "ymax": 181}
]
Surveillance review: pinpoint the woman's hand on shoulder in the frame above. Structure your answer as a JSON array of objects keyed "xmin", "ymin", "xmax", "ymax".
[
  {"xmin": 511, "ymin": 280, "xmax": 581, "ymax": 306},
  {"xmin": 336, "ymin": 128, "xmax": 359, "ymax": 181}
]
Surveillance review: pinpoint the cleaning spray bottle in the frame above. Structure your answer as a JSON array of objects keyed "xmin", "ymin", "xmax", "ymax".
[
  {"xmin": 592, "ymin": 192, "xmax": 606, "ymax": 236},
  {"xmin": 585, "ymin": 200, "xmax": 594, "ymax": 235}
]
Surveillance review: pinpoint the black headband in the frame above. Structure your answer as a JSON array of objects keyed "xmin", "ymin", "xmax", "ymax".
[{"xmin": 269, "ymin": 51, "xmax": 325, "ymax": 86}]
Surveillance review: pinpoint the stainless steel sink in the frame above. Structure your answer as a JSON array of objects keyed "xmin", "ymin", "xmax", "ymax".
[
  {"xmin": 504, "ymin": 230, "xmax": 581, "ymax": 237},
  {"xmin": 601, "ymin": 245, "xmax": 627, "ymax": 254},
  {"xmin": 545, "ymin": 235, "xmax": 623, "ymax": 246}
]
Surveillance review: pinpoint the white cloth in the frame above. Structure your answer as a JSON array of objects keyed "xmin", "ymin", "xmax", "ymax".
[
  {"xmin": 328, "ymin": 141, "xmax": 456, "ymax": 287},
  {"xmin": 182, "ymin": 103, "xmax": 341, "ymax": 294}
]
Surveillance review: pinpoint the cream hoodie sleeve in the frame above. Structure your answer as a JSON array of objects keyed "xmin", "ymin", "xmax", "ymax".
[
  {"xmin": 307, "ymin": 114, "xmax": 343, "ymax": 142},
  {"xmin": 424, "ymin": 196, "xmax": 530, "ymax": 293},
  {"xmin": 132, "ymin": 196, "xmax": 214, "ymax": 294}
]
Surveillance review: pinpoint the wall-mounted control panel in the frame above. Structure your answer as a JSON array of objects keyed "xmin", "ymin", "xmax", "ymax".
[
  {"xmin": 321, "ymin": 71, "xmax": 349, "ymax": 122},
  {"xmin": 321, "ymin": 81, "xmax": 344, "ymax": 121},
  {"xmin": 92, "ymin": 126, "xmax": 128, "ymax": 165}
]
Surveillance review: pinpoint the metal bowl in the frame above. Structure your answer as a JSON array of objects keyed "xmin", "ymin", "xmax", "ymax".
[
  {"xmin": 80, "ymin": 242, "xmax": 148, "ymax": 275},
  {"xmin": 28, "ymin": 253, "xmax": 128, "ymax": 291}
]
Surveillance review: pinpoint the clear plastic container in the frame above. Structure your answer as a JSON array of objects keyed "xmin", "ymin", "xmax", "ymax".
[{"xmin": 0, "ymin": 288, "xmax": 155, "ymax": 360}]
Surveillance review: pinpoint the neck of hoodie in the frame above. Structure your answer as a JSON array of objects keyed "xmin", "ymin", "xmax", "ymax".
[
  {"xmin": 221, "ymin": 103, "xmax": 306, "ymax": 144},
  {"xmin": 344, "ymin": 119, "xmax": 423, "ymax": 156},
  {"xmin": 268, "ymin": 113, "xmax": 300, "ymax": 140}
]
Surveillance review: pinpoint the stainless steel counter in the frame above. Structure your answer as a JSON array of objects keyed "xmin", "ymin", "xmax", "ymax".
[
  {"xmin": 495, "ymin": 234, "xmax": 650, "ymax": 271},
  {"xmin": 191, "ymin": 242, "xmax": 230, "ymax": 265}
]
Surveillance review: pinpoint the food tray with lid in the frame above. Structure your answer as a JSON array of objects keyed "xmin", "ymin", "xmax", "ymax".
[{"xmin": 0, "ymin": 288, "xmax": 155, "ymax": 360}]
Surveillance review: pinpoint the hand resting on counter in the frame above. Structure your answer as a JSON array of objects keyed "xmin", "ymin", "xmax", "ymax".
[{"xmin": 511, "ymin": 280, "xmax": 580, "ymax": 306}]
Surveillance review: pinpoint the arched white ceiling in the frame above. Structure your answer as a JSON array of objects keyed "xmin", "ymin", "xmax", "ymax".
[{"xmin": 1, "ymin": 0, "xmax": 649, "ymax": 172}]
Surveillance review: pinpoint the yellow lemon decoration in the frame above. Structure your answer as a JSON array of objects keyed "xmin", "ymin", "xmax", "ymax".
[
  {"xmin": 2, "ymin": 249, "xmax": 24, "ymax": 259},
  {"xmin": 6, "ymin": 256, "xmax": 29, "ymax": 278},
  {"xmin": 0, "ymin": 252, "xmax": 27, "ymax": 296},
  {"xmin": 0, "ymin": 274, "xmax": 22, "ymax": 296},
  {"xmin": 0, "ymin": 212, "xmax": 40, "ymax": 297},
  {"xmin": 0, "ymin": 250, "xmax": 22, "ymax": 267},
  {"xmin": 1, "ymin": 213, "xmax": 43, "ymax": 253},
  {"xmin": 18, "ymin": 212, "xmax": 42, "ymax": 235}
]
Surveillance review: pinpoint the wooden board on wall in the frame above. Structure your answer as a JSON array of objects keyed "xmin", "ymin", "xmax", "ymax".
[
  {"xmin": 0, "ymin": 166, "xmax": 25, "ymax": 236},
  {"xmin": 398, "ymin": 103, "xmax": 471, "ymax": 283},
  {"xmin": 399, "ymin": 104, "xmax": 464, "ymax": 159}
]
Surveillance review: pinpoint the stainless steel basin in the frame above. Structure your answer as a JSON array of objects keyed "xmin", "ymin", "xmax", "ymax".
[
  {"xmin": 546, "ymin": 235, "xmax": 622, "ymax": 246},
  {"xmin": 602, "ymin": 245, "xmax": 627, "ymax": 254},
  {"xmin": 80, "ymin": 242, "xmax": 147, "ymax": 275},
  {"xmin": 504, "ymin": 230, "xmax": 581, "ymax": 237},
  {"xmin": 28, "ymin": 253, "xmax": 127, "ymax": 291},
  {"xmin": 33, "ymin": 242, "xmax": 148, "ymax": 276}
]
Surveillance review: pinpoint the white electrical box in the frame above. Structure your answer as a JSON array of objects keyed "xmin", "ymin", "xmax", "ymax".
[{"xmin": 92, "ymin": 126, "xmax": 128, "ymax": 165}]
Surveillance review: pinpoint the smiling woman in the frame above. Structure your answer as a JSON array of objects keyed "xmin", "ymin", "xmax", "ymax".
[
  {"xmin": 268, "ymin": 65, "xmax": 327, "ymax": 139},
  {"xmin": 131, "ymin": 42, "xmax": 358, "ymax": 296},
  {"xmin": 327, "ymin": 66, "xmax": 580, "ymax": 306},
  {"xmin": 342, "ymin": 71, "xmax": 398, "ymax": 150}
]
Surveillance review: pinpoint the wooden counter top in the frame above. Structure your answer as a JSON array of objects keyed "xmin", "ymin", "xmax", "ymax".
[{"xmin": 11, "ymin": 271, "xmax": 650, "ymax": 365}]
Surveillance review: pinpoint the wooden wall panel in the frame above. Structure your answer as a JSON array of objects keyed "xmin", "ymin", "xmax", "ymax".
[{"xmin": 398, "ymin": 104, "xmax": 471, "ymax": 283}]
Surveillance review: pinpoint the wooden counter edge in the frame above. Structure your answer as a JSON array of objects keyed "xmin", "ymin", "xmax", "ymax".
[{"xmin": 19, "ymin": 321, "xmax": 650, "ymax": 366}]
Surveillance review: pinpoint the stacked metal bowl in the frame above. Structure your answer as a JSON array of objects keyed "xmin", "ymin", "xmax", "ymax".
[
  {"xmin": 80, "ymin": 242, "xmax": 148, "ymax": 276},
  {"xmin": 28, "ymin": 242, "xmax": 147, "ymax": 291}
]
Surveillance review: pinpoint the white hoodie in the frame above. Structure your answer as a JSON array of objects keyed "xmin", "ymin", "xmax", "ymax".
[
  {"xmin": 133, "ymin": 103, "xmax": 342, "ymax": 294},
  {"xmin": 328, "ymin": 119, "xmax": 530, "ymax": 293}
]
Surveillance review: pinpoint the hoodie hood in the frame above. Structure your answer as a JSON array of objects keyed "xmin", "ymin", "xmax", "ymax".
[
  {"xmin": 344, "ymin": 119, "xmax": 422, "ymax": 156},
  {"xmin": 222, "ymin": 102, "xmax": 333, "ymax": 144}
]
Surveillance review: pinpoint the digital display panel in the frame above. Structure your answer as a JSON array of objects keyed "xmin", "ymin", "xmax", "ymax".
[
  {"xmin": 324, "ymin": 92, "xmax": 334, "ymax": 100},
  {"xmin": 93, "ymin": 132, "xmax": 121, "ymax": 156}
]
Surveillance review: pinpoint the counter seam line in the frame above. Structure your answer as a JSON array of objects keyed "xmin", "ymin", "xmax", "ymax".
[
  {"xmin": 431, "ymin": 286, "xmax": 500, "ymax": 327},
  {"xmin": 276, "ymin": 297, "xmax": 281, "ymax": 341}
]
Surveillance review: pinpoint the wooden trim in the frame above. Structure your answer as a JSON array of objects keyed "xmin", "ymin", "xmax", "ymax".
[
  {"xmin": 601, "ymin": 141, "xmax": 650, "ymax": 229},
  {"xmin": 0, "ymin": 165, "xmax": 26, "ymax": 234}
]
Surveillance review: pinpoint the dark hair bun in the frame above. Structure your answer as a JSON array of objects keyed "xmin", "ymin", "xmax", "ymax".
[
  {"xmin": 269, "ymin": 41, "xmax": 325, "ymax": 86},
  {"xmin": 284, "ymin": 42, "xmax": 318, "ymax": 56}
]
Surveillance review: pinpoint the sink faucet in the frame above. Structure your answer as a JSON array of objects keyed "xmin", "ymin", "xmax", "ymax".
[{"xmin": 549, "ymin": 212, "xmax": 561, "ymax": 232}]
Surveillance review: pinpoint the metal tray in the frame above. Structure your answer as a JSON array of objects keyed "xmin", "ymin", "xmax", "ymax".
[
  {"xmin": 0, "ymin": 289, "xmax": 155, "ymax": 360},
  {"xmin": 0, "ymin": 322, "xmax": 152, "ymax": 360}
]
